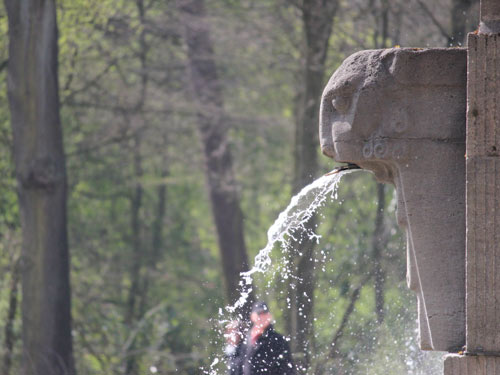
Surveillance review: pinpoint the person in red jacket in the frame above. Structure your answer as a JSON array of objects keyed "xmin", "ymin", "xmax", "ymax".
[{"xmin": 241, "ymin": 302, "xmax": 295, "ymax": 375}]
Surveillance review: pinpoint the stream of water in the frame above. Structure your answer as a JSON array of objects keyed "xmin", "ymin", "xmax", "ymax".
[{"xmin": 226, "ymin": 170, "xmax": 352, "ymax": 315}]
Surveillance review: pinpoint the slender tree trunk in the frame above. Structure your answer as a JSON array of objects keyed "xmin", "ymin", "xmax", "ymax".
[
  {"xmin": 124, "ymin": 133, "xmax": 143, "ymax": 375},
  {"xmin": 372, "ymin": 183, "xmax": 387, "ymax": 324},
  {"xmin": 379, "ymin": 0, "xmax": 390, "ymax": 48},
  {"xmin": 374, "ymin": 0, "xmax": 390, "ymax": 48},
  {"xmin": 391, "ymin": 3, "xmax": 403, "ymax": 46},
  {"xmin": 4, "ymin": 1, "xmax": 75, "ymax": 374},
  {"xmin": 124, "ymin": 3, "xmax": 150, "ymax": 371},
  {"xmin": 313, "ymin": 274, "xmax": 372, "ymax": 375},
  {"xmin": 2, "ymin": 259, "xmax": 20, "ymax": 375},
  {"xmin": 177, "ymin": 0, "xmax": 254, "ymax": 317},
  {"xmin": 370, "ymin": 0, "xmax": 390, "ymax": 48},
  {"xmin": 139, "ymin": 135, "xmax": 169, "ymax": 317},
  {"xmin": 288, "ymin": 1, "xmax": 338, "ymax": 370}
]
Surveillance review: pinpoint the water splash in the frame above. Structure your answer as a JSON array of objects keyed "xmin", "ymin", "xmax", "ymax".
[
  {"xmin": 205, "ymin": 171, "xmax": 354, "ymax": 375},
  {"xmin": 227, "ymin": 170, "xmax": 355, "ymax": 315},
  {"xmin": 207, "ymin": 169, "xmax": 443, "ymax": 375}
]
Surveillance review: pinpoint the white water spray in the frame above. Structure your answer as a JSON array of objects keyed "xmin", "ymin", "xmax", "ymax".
[
  {"xmin": 227, "ymin": 170, "xmax": 355, "ymax": 315},
  {"xmin": 206, "ymin": 170, "xmax": 353, "ymax": 375},
  {"xmin": 208, "ymin": 168, "xmax": 443, "ymax": 375}
]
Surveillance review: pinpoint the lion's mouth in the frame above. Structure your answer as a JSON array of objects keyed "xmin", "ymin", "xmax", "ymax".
[{"xmin": 324, "ymin": 163, "xmax": 361, "ymax": 175}]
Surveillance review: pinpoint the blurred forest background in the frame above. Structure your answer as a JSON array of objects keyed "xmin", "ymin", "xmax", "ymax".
[{"xmin": 0, "ymin": 0, "xmax": 478, "ymax": 374}]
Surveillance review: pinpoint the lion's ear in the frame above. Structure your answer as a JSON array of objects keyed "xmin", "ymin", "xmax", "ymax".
[
  {"xmin": 383, "ymin": 48, "xmax": 466, "ymax": 87},
  {"xmin": 380, "ymin": 49, "xmax": 397, "ymax": 75}
]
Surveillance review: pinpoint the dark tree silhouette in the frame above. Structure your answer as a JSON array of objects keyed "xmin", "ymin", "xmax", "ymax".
[
  {"xmin": 288, "ymin": 0, "xmax": 339, "ymax": 370},
  {"xmin": 177, "ymin": 0, "xmax": 254, "ymax": 316},
  {"xmin": 4, "ymin": 1, "xmax": 75, "ymax": 374}
]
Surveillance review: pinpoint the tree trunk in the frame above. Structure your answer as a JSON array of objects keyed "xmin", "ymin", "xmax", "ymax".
[
  {"xmin": 139, "ymin": 134, "xmax": 169, "ymax": 318},
  {"xmin": 2, "ymin": 259, "xmax": 20, "ymax": 375},
  {"xmin": 177, "ymin": 0, "xmax": 254, "ymax": 317},
  {"xmin": 288, "ymin": 1, "xmax": 338, "ymax": 370},
  {"xmin": 373, "ymin": 0, "xmax": 390, "ymax": 48},
  {"xmin": 372, "ymin": 183, "xmax": 387, "ymax": 325},
  {"xmin": 4, "ymin": 1, "xmax": 75, "ymax": 374},
  {"xmin": 124, "ymin": 3, "xmax": 150, "ymax": 370},
  {"xmin": 124, "ymin": 133, "xmax": 143, "ymax": 375}
]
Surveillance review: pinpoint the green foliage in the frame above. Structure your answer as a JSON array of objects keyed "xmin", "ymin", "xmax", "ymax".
[{"xmin": 0, "ymin": 0, "xmax": 472, "ymax": 373}]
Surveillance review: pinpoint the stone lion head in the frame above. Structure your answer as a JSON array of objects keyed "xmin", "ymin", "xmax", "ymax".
[{"xmin": 320, "ymin": 48, "xmax": 467, "ymax": 352}]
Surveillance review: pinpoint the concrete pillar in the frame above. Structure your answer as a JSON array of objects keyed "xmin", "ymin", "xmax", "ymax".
[
  {"xmin": 444, "ymin": 1, "xmax": 500, "ymax": 373},
  {"xmin": 480, "ymin": 0, "xmax": 500, "ymax": 33},
  {"xmin": 466, "ymin": 31, "xmax": 500, "ymax": 356}
]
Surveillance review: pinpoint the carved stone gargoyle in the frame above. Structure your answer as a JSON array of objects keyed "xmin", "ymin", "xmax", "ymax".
[{"xmin": 320, "ymin": 48, "xmax": 466, "ymax": 352}]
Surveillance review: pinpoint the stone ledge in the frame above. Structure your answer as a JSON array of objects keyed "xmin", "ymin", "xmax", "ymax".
[{"xmin": 444, "ymin": 354, "xmax": 500, "ymax": 374}]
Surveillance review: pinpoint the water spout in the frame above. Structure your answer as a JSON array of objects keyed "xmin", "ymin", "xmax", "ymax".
[{"xmin": 324, "ymin": 163, "xmax": 361, "ymax": 175}]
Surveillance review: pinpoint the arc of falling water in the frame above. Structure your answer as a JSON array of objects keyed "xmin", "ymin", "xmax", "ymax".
[{"xmin": 226, "ymin": 169, "xmax": 356, "ymax": 315}]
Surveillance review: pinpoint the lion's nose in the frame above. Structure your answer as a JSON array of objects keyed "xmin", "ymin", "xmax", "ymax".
[
  {"xmin": 319, "ymin": 120, "xmax": 335, "ymax": 158},
  {"xmin": 319, "ymin": 94, "xmax": 336, "ymax": 159}
]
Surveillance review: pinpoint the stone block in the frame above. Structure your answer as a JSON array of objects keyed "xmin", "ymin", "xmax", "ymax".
[
  {"xmin": 444, "ymin": 355, "xmax": 500, "ymax": 374},
  {"xmin": 481, "ymin": 0, "xmax": 500, "ymax": 22},
  {"xmin": 466, "ymin": 32, "xmax": 500, "ymax": 354}
]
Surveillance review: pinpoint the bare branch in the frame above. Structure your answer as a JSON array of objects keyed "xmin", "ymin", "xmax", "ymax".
[
  {"xmin": 415, "ymin": 0, "xmax": 451, "ymax": 42},
  {"xmin": 314, "ymin": 273, "xmax": 373, "ymax": 375},
  {"xmin": 61, "ymin": 59, "xmax": 118, "ymax": 106},
  {"xmin": 285, "ymin": 0, "xmax": 304, "ymax": 12}
]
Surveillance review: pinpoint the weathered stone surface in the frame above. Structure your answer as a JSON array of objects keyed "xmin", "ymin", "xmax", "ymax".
[
  {"xmin": 466, "ymin": 33, "xmax": 500, "ymax": 354},
  {"xmin": 480, "ymin": 0, "xmax": 500, "ymax": 33},
  {"xmin": 481, "ymin": 0, "xmax": 500, "ymax": 21},
  {"xmin": 320, "ymin": 48, "xmax": 467, "ymax": 351},
  {"xmin": 444, "ymin": 354, "xmax": 500, "ymax": 374}
]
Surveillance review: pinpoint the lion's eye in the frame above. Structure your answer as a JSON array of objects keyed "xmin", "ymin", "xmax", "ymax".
[{"xmin": 331, "ymin": 96, "xmax": 350, "ymax": 114}]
